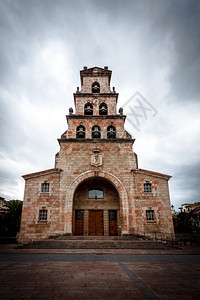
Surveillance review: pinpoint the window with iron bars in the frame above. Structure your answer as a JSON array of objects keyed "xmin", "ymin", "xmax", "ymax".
[
  {"xmin": 41, "ymin": 183, "xmax": 49, "ymax": 193},
  {"xmin": 146, "ymin": 210, "xmax": 155, "ymax": 222},
  {"xmin": 144, "ymin": 183, "xmax": 152, "ymax": 193},
  {"xmin": 39, "ymin": 209, "xmax": 48, "ymax": 221}
]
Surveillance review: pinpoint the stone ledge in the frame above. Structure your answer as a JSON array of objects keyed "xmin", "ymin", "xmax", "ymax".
[
  {"xmin": 58, "ymin": 138, "xmax": 135, "ymax": 144},
  {"xmin": 66, "ymin": 114, "xmax": 126, "ymax": 119},
  {"xmin": 22, "ymin": 168, "xmax": 62, "ymax": 180},
  {"xmin": 132, "ymin": 168, "xmax": 171, "ymax": 180}
]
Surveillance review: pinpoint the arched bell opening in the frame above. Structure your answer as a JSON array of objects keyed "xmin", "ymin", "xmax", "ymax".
[
  {"xmin": 92, "ymin": 125, "xmax": 101, "ymax": 139},
  {"xmin": 76, "ymin": 125, "xmax": 85, "ymax": 138},
  {"xmin": 92, "ymin": 82, "xmax": 100, "ymax": 93},
  {"xmin": 84, "ymin": 103, "xmax": 93, "ymax": 115},
  {"xmin": 72, "ymin": 177, "xmax": 120, "ymax": 236},
  {"xmin": 99, "ymin": 102, "xmax": 108, "ymax": 115},
  {"xmin": 107, "ymin": 125, "xmax": 116, "ymax": 139}
]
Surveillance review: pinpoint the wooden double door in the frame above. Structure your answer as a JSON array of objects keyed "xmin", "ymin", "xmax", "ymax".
[
  {"xmin": 74, "ymin": 209, "xmax": 118, "ymax": 236},
  {"xmin": 74, "ymin": 209, "xmax": 104, "ymax": 235},
  {"xmin": 89, "ymin": 210, "xmax": 104, "ymax": 235}
]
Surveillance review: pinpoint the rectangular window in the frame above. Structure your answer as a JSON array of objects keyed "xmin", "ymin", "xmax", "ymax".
[
  {"xmin": 41, "ymin": 183, "xmax": 49, "ymax": 193},
  {"xmin": 89, "ymin": 188, "xmax": 103, "ymax": 199},
  {"xmin": 75, "ymin": 210, "xmax": 84, "ymax": 220},
  {"xmin": 109, "ymin": 210, "xmax": 117, "ymax": 221},
  {"xmin": 146, "ymin": 210, "xmax": 155, "ymax": 222},
  {"xmin": 144, "ymin": 183, "xmax": 152, "ymax": 193},
  {"xmin": 39, "ymin": 209, "xmax": 48, "ymax": 221}
]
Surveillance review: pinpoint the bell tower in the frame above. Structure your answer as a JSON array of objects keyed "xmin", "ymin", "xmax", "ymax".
[
  {"xmin": 19, "ymin": 66, "xmax": 174, "ymax": 243},
  {"xmin": 60, "ymin": 66, "xmax": 134, "ymax": 141},
  {"xmin": 56, "ymin": 65, "xmax": 137, "ymax": 236},
  {"xmin": 75, "ymin": 66, "xmax": 116, "ymax": 116}
]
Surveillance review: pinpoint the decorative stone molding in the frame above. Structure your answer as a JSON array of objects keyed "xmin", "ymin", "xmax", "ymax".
[{"xmin": 64, "ymin": 170, "xmax": 129, "ymax": 235}]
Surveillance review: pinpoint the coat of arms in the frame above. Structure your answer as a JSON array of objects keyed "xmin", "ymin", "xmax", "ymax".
[{"xmin": 91, "ymin": 148, "xmax": 103, "ymax": 167}]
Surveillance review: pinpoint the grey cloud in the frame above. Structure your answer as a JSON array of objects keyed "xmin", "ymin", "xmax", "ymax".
[{"xmin": 0, "ymin": 0, "xmax": 199, "ymax": 212}]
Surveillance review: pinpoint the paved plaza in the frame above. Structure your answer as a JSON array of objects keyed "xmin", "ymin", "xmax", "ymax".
[{"xmin": 0, "ymin": 251, "xmax": 200, "ymax": 299}]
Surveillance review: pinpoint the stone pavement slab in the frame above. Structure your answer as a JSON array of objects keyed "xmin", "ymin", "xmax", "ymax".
[
  {"xmin": 0, "ymin": 244, "xmax": 200, "ymax": 255},
  {"xmin": 0, "ymin": 261, "xmax": 146, "ymax": 300},
  {"xmin": 126, "ymin": 262, "xmax": 200, "ymax": 300},
  {"xmin": 0, "ymin": 253, "xmax": 200, "ymax": 299}
]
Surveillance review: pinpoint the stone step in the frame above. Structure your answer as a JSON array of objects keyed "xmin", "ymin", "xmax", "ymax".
[
  {"xmin": 54, "ymin": 235, "xmax": 145, "ymax": 241},
  {"xmin": 19, "ymin": 237, "xmax": 173, "ymax": 250}
]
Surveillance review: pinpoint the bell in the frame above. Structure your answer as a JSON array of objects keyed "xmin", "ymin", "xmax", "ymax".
[
  {"xmin": 107, "ymin": 128, "xmax": 116, "ymax": 139},
  {"xmin": 84, "ymin": 104, "xmax": 93, "ymax": 115},
  {"xmin": 99, "ymin": 105, "xmax": 107, "ymax": 115},
  {"xmin": 77, "ymin": 126, "xmax": 85, "ymax": 138},
  {"xmin": 92, "ymin": 127, "xmax": 101, "ymax": 138}
]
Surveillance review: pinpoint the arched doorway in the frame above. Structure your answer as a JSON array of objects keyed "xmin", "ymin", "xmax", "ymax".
[
  {"xmin": 64, "ymin": 170, "xmax": 129, "ymax": 235},
  {"xmin": 73, "ymin": 177, "xmax": 120, "ymax": 235}
]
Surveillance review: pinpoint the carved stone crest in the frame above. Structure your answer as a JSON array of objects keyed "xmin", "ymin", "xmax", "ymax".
[{"xmin": 91, "ymin": 148, "xmax": 103, "ymax": 167}]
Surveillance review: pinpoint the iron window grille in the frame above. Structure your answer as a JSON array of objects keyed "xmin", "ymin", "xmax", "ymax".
[
  {"xmin": 144, "ymin": 183, "xmax": 152, "ymax": 193},
  {"xmin": 39, "ymin": 209, "xmax": 48, "ymax": 221},
  {"xmin": 41, "ymin": 183, "xmax": 49, "ymax": 193},
  {"xmin": 146, "ymin": 210, "xmax": 155, "ymax": 222}
]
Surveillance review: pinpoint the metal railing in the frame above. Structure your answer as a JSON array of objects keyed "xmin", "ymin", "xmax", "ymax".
[{"xmin": 130, "ymin": 230, "xmax": 200, "ymax": 246}]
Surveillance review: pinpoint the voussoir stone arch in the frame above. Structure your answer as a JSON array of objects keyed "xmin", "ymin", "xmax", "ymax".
[{"xmin": 64, "ymin": 170, "xmax": 129, "ymax": 235}]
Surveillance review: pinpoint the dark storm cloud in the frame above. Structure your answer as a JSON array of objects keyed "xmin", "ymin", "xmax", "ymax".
[
  {"xmin": 173, "ymin": 162, "xmax": 200, "ymax": 200},
  {"xmin": 165, "ymin": 1, "xmax": 200, "ymax": 101},
  {"xmin": 92, "ymin": 0, "xmax": 200, "ymax": 101},
  {"xmin": 0, "ymin": 0, "xmax": 199, "ymax": 211},
  {"xmin": 176, "ymin": 163, "xmax": 200, "ymax": 186}
]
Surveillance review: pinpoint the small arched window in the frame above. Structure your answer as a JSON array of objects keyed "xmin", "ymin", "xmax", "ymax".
[
  {"xmin": 92, "ymin": 125, "xmax": 101, "ymax": 139},
  {"xmin": 92, "ymin": 82, "xmax": 100, "ymax": 93},
  {"xmin": 99, "ymin": 103, "xmax": 108, "ymax": 115},
  {"xmin": 84, "ymin": 103, "xmax": 93, "ymax": 115},
  {"xmin": 76, "ymin": 125, "xmax": 85, "ymax": 138},
  {"xmin": 107, "ymin": 125, "xmax": 116, "ymax": 139}
]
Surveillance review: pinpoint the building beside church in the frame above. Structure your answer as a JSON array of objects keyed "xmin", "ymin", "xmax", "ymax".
[
  {"xmin": 19, "ymin": 66, "xmax": 174, "ymax": 243},
  {"xmin": 179, "ymin": 202, "xmax": 200, "ymax": 214}
]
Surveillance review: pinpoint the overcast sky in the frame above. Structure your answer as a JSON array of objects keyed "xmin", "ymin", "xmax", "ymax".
[{"xmin": 0, "ymin": 0, "xmax": 199, "ymax": 211}]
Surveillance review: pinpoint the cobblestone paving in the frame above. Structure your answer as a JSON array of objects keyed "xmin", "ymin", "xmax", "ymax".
[{"xmin": 0, "ymin": 254, "xmax": 200, "ymax": 299}]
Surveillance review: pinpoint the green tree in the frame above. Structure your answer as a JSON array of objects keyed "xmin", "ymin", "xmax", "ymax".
[
  {"xmin": 173, "ymin": 212, "xmax": 200, "ymax": 234},
  {"xmin": 2, "ymin": 200, "xmax": 23, "ymax": 236}
]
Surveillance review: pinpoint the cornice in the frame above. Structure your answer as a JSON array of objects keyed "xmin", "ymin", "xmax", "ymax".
[
  {"xmin": 131, "ymin": 168, "xmax": 171, "ymax": 180},
  {"xmin": 58, "ymin": 138, "xmax": 135, "ymax": 144},
  {"xmin": 73, "ymin": 93, "xmax": 118, "ymax": 102},
  {"xmin": 22, "ymin": 168, "xmax": 62, "ymax": 180},
  {"xmin": 66, "ymin": 115, "xmax": 126, "ymax": 120}
]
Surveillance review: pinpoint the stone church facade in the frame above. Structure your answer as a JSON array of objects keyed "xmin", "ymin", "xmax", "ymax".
[{"xmin": 19, "ymin": 66, "xmax": 174, "ymax": 243}]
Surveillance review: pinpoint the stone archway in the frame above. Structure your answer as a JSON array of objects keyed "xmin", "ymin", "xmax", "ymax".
[{"xmin": 64, "ymin": 170, "xmax": 129, "ymax": 235}]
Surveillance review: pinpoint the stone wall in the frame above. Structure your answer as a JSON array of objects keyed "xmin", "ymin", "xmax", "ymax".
[
  {"xmin": 65, "ymin": 116, "xmax": 127, "ymax": 139},
  {"xmin": 56, "ymin": 140, "xmax": 136, "ymax": 236},
  {"xmin": 74, "ymin": 95, "xmax": 117, "ymax": 115},
  {"xmin": 18, "ymin": 169, "xmax": 62, "ymax": 243},
  {"xmin": 131, "ymin": 170, "xmax": 174, "ymax": 237}
]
